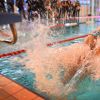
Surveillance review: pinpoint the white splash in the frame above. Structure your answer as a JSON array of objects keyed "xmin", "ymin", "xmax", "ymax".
[{"xmin": 7, "ymin": 20, "xmax": 100, "ymax": 99}]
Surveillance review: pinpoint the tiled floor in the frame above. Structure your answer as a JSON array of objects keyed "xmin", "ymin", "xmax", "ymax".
[{"xmin": 0, "ymin": 75, "xmax": 45, "ymax": 100}]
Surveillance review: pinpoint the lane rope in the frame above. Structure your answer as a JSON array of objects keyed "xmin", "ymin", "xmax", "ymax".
[
  {"xmin": 0, "ymin": 50, "xmax": 26, "ymax": 58},
  {"xmin": 47, "ymin": 34, "xmax": 88, "ymax": 46},
  {"xmin": 0, "ymin": 34, "xmax": 93, "ymax": 58},
  {"xmin": 47, "ymin": 27, "xmax": 98, "ymax": 46},
  {"xmin": 0, "ymin": 19, "xmax": 99, "ymax": 58}
]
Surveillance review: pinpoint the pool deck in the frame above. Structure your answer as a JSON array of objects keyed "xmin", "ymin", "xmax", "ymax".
[{"xmin": 0, "ymin": 74, "xmax": 45, "ymax": 100}]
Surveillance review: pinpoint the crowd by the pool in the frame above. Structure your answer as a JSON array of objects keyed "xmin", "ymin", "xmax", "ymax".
[{"xmin": 0, "ymin": 0, "xmax": 81, "ymax": 21}]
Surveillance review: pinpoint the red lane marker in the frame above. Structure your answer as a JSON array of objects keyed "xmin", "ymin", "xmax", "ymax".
[
  {"xmin": 47, "ymin": 30, "xmax": 97, "ymax": 46},
  {"xmin": 0, "ymin": 35, "xmax": 86, "ymax": 58},
  {"xmin": 0, "ymin": 32, "xmax": 97, "ymax": 58},
  {"xmin": 0, "ymin": 50, "xmax": 26, "ymax": 58},
  {"xmin": 47, "ymin": 34, "xmax": 88, "ymax": 46},
  {"xmin": 0, "ymin": 34, "xmax": 94, "ymax": 58}
]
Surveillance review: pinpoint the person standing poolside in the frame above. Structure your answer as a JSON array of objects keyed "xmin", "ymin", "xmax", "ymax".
[
  {"xmin": 75, "ymin": 0, "xmax": 80, "ymax": 23},
  {"xmin": 67, "ymin": 0, "xmax": 72, "ymax": 19},
  {"xmin": 7, "ymin": 0, "xmax": 14, "ymax": 13},
  {"xmin": 16, "ymin": 0, "xmax": 26, "ymax": 19},
  {"xmin": 26, "ymin": 0, "xmax": 33, "ymax": 21},
  {"xmin": 0, "ymin": 0, "xmax": 6, "ymax": 12},
  {"xmin": 56, "ymin": 0, "xmax": 62, "ymax": 19},
  {"xmin": 75, "ymin": 0, "xmax": 81, "ymax": 17}
]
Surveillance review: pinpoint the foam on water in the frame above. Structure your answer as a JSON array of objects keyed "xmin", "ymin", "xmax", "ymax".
[{"xmin": 22, "ymin": 22, "xmax": 100, "ymax": 98}]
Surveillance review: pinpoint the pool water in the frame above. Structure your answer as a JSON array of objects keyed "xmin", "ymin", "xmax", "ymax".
[
  {"xmin": 0, "ymin": 22, "xmax": 100, "ymax": 100},
  {"xmin": 0, "ymin": 55, "xmax": 36, "ymax": 91},
  {"xmin": 68, "ymin": 77, "xmax": 100, "ymax": 100},
  {"xmin": 50, "ymin": 21, "xmax": 100, "ymax": 47}
]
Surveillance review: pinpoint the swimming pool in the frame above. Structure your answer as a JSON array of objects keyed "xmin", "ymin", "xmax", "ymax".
[{"xmin": 0, "ymin": 22, "xmax": 100, "ymax": 100}]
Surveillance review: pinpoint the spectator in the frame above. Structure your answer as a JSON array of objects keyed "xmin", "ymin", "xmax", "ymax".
[
  {"xmin": 38, "ymin": 0, "xmax": 46, "ymax": 18},
  {"xmin": 26, "ymin": 0, "xmax": 33, "ymax": 21},
  {"xmin": 66, "ymin": 0, "xmax": 72, "ymax": 18},
  {"xmin": 7, "ymin": 0, "xmax": 14, "ymax": 13},
  {"xmin": 0, "ymin": 0, "xmax": 5, "ymax": 12},
  {"xmin": 72, "ymin": 1, "xmax": 77, "ymax": 17},
  {"xmin": 61, "ymin": 0, "xmax": 66, "ymax": 18},
  {"xmin": 16, "ymin": 0, "xmax": 26, "ymax": 19},
  {"xmin": 26, "ymin": 0, "xmax": 39, "ymax": 21},
  {"xmin": 75, "ymin": 0, "xmax": 81, "ymax": 17}
]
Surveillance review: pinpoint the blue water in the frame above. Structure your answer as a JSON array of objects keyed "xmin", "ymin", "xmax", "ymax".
[
  {"xmin": 68, "ymin": 77, "xmax": 100, "ymax": 100},
  {"xmin": 50, "ymin": 22, "xmax": 100, "ymax": 47},
  {"xmin": 0, "ymin": 22, "xmax": 100, "ymax": 99}
]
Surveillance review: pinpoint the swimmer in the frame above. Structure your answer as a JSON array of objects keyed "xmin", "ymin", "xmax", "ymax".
[
  {"xmin": 32, "ymin": 34, "xmax": 93, "ymax": 96},
  {"xmin": 25, "ymin": 28, "xmax": 100, "ymax": 99},
  {"xmin": 61, "ymin": 33, "xmax": 99, "ymax": 82},
  {"xmin": 88, "ymin": 34, "xmax": 100, "ymax": 80},
  {"xmin": 75, "ymin": 33, "xmax": 100, "ymax": 79}
]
